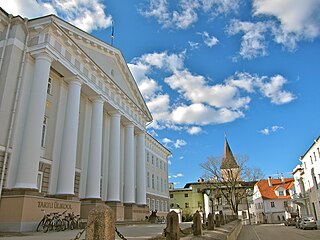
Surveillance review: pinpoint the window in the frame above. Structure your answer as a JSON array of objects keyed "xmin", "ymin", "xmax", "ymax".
[
  {"xmin": 284, "ymin": 201, "xmax": 288, "ymax": 207},
  {"xmin": 160, "ymin": 201, "xmax": 163, "ymax": 211},
  {"xmin": 184, "ymin": 193, "xmax": 188, "ymax": 197},
  {"xmin": 146, "ymin": 198, "xmax": 150, "ymax": 209},
  {"xmin": 161, "ymin": 178, "xmax": 163, "ymax": 192},
  {"xmin": 156, "ymin": 200, "xmax": 159, "ymax": 211},
  {"xmin": 170, "ymin": 194, "xmax": 173, "ymax": 198},
  {"xmin": 156, "ymin": 158, "xmax": 159, "ymax": 168},
  {"xmin": 164, "ymin": 180, "xmax": 167, "ymax": 192},
  {"xmin": 318, "ymin": 147, "xmax": 320, "ymax": 158},
  {"xmin": 271, "ymin": 202, "xmax": 275, "ymax": 208},
  {"xmin": 152, "ymin": 174, "xmax": 155, "ymax": 189},
  {"xmin": 147, "ymin": 172, "xmax": 150, "ymax": 188},
  {"xmin": 147, "ymin": 152, "xmax": 149, "ymax": 162},
  {"xmin": 157, "ymin": 176, "xmax": 159, "ymax": 191},
  {"xmin": 160, "ymin": 161, "xmax": 162, "ymax": 169},
  {"xmin": 278, "ymin": 191, "xmax": 284, "ymax": 196},
  {"xmin": 152, "ymin": 155, "xmax": 154, "ymax": 165},
  {"xmin": 41, "ymin": 117, "xmax": 48, "ymax": 148},
  {"xmin": 151, "ymin": 199, "xmax": 155, "ymax": 211},
  {"xmin": 164, "ymin": 201, "xmax": 167, "ymax": 211},
  {"xmin": 310, "ymin": 155, "xmax": 313, "ymax": 164},
  {"xmin": 185, "ymin": 202, "xmax": 189, "ymax": 208},
  {"xmin": 304, "ymin": 162, "xmax": 307, "ymax": 170},
  {"xmin": 314, "ymin": 152, "xmax": 317, "ymax": 162},
  {"xmin": 314, "ymin": 175, "xmax": 318, "ymax": 189},
  {"xmin": 47, "ymin": 78, "xmax": 52, "ymax": 95},
  {"xmin": 37, "ymin": 172, "xmax": 43, "ymax": 192}
]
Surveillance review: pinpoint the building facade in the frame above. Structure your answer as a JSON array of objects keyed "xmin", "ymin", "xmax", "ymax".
[
  {"xmin": 252, "ymin": 177, "xmax": 297, "ymax": 224},
  {"xmin": 0, "ymin": 9, "xmax": 169, "ymax": 231},
  {"xmin": 145, "ymin": 134, "xmax": 171, "ymax": 218},
  {"xmin": 292, "ymin": 135, "xmax": 320, "ymax": 221}
]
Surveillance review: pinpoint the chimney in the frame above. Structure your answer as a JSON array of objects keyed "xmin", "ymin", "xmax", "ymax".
[
  {"xmin": 268, "ymin": 176, "xmax": 272, "ymax": 186},
  {"xmin": 281, "ymin": 175, "xmax": 285, "ymax": 184}
]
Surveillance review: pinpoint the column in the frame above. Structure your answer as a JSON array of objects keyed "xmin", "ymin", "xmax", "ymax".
[
  {"xmin": 14, "ymin": 52, "xmax": 53, "ymax": 189},
  {"xmin": 136, "ymin": 132, "xmax": 146, "ymax": 205},
  {"xmin": 56, "ymin": 77, "xmax": 82, "ymax": 195},
  {"xmin": 107, "ymin": 111, "xmax": 121, "ymax": 202},
  {"xmin": 123, "ymin": 123, "xmax": 135, "ymax": 203},
  {"xmin": 85, "ymin": 97, "xmax": 104, "ymax": 199}
]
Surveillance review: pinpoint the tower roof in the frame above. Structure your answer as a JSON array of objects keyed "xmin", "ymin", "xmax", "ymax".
[{"xmin": 220, "ymin": 138, "xmax": 239, "ymax": 169}]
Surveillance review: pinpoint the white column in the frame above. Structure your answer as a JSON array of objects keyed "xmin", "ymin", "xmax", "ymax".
[
  {"xmin": 107, "ymin": 111, "xmax": 121, "ymax": 202},
  {"xmin": 56, "ymin": 77, "xmax": 82, "ymax": 195},
  {"xmin": 85, "ymin": 97, "xmax": 104, "ymax": 199},
  {"xmin": 136, "ymin": 132, "xmax": 146, "ymax": 205},
  {"xmin": 123, "ymin": 123, "xmax": 135, "ymax": 203},
  {"xmin": 14, "ymin": 52, "xmax": 53, "ymax": 189}
]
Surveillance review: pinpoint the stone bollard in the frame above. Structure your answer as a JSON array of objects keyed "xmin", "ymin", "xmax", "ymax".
[
  {"xmin": 192, "ymin": 211, "xmax": 202, "ymax": 236},
  {"xmin": 164, "ymin": 211, "xmax": 180, "ymax": 240},
  {"xmin": 215, "ymin": 214, "xmax": 220, "ymax": 227},
  {"xmin": 207, "ymin": 213, "xmax": 215, "ymax": 230},
  {"xmin": 85, "ymin": 205, "xmax": 115, "ymax": 240}
]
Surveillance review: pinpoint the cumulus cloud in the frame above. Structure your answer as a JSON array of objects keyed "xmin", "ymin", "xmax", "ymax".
[
  {"xmin": 188, "ymin": 41, "xmax": 200, "ymax": 50},
  {"xmin": 0, "ymin": 0, "xmax": 112, "ymax": 32},
  {"xmin": 161, "ymin": 138, "xmax": 187, "ymax": 149},
  {"xmin": 226, "ymin": 19, "xmax": 271, "ymax": 59},
  {"xmin": 259, "ymin": 125, "xmax": 284, "ymax": 135},
  {"xmin": 170, "ymin": 173, "xmax": 184, "ymax": 178},
  {"xmin": 198, "ymin": 31, "xmax": 219, "ymax": 48},
  {"xmin": 187, "ymin": 126, "xmax": 202, "ymax": 135},
  {"xmin": 139, "ymin": 0, "xmax": 239, "ymax": 29},
  {"xmin": 130, "ymin": 51, "xmax": 295, "ymax": 131}
]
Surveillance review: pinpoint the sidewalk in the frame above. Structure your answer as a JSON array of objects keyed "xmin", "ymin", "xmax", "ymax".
[{"xmin": 0, "ymin": 221, "xmax": 241, "ymax": 240}]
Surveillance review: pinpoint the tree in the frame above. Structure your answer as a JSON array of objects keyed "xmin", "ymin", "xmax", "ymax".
[{"xmin": 200, "ymin": 154, "xmax": 264, "ymax": 217}]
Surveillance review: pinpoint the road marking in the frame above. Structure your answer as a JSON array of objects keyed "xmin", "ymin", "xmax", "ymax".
[{"xmin": 252, "ymin": 226, "xmax": 262, "ymax": 240}]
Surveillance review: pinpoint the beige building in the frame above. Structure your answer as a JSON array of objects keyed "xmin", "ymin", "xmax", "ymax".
[
  {"xmin": 292, "ymin": 135, "xmax": 320, "ymax": 221},
  {"xmin": 0, "ymin": 8, "xmax": 169, "ymax": 231}
]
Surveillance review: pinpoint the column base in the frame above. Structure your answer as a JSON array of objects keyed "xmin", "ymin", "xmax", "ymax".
[
  {"xmin": 123, "ymin": 203, "xmax": 149, "ymax": 221},
  {"xmin": 80, "ymin": 198, "xmax": 104, "ymax": 220},
  {"xmin": 0, "ymin": 189, "xmax": 80, "ymax": 232},
  {"xmin": 105, "ymin": 201, "xmax": 124, "ymax": 221}
]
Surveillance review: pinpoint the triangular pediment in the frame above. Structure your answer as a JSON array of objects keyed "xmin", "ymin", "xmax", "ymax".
[{"xmin": 30, "ymin": 15, "xmax": 152, "ymax": 121}]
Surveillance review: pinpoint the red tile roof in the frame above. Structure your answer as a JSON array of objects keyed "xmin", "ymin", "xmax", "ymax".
[{"xmin": 256, "ymin": 178, "xmax": 294, "ymax": 199}]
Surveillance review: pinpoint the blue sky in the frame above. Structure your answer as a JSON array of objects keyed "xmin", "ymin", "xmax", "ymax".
[{"xmin": 3, "ymin": 0, "xmax": 320, "ymax": 188}]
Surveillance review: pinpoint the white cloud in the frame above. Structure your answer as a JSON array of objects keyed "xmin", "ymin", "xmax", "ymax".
[
  {"xmin": 188, "ymin": 41, "xmax": 200, "ymax": 50},
  {"xmin": 253, "ymin": 0, "xmax": 320, "ymax": 40},
  {"xmin": 257, "ymin": 75, "xmax": 296, "ymax": 104},
  {"xmin": 0, "ymin": 0, "xmax": 112, "ymax": 32},
  {"xmin": 139, "ymin": 0, "xmax": 239, "ymax": 29},
  {"xmin": 174, "ymin": 139, "xmax": 187, "ymax": 148},
  {"xmin": 179, "ymin": 156, "xmax": 184, "ymax": 160},
  {"xmin": 259, "ymin": 125, "xmax": 284, "ymax": 135},
  {"xmin": 130, "ymin": 51, "xmax": 295, "ymax": 131},
  {"xmin": 227, "ymin": 19, "xmax": 271, "ymax": 59},
  {"xmin": 198, "ymin": 31, "xmax": 219, "ymax": 48},
  {"xmin": 187, "ymin": 126, "xmax": 202, "ymax": 135},
  {"xmin": 170, "ymin": 173, "xmax": 184, "ymax": 178}
]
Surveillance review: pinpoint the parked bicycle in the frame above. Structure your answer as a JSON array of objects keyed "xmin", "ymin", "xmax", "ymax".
[
  {"xmin": 36, "ymin": 211, "xmax": 52, "ymax": 232},
  {"xmin": 43, "ymin": 210, "xmax": 67, "ymax": 232}
]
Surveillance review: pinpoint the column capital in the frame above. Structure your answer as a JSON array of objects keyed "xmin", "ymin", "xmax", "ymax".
[
  {"xmin": 108, "ymin": 109, "xmax": 121, "ymax": 117},
  {"xmin": 123, "ymin": 121, "xmax": 134, "ymax": 128},
  {"xmin": 64, "ymin": 75, "xmax": 84, "ymax": 86},
  {"xmin": 31, "ymin": 50, "xmax": 55, "ymax": 63},
  {"xmin": 89, "ymin": 95, "xmax": 104, "ymax": 104}
]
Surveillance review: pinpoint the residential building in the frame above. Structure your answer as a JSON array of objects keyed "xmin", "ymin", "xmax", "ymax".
[
  {"xmin": 0, "ymin": 8, "xmax": 169, "ymax": 231},
  {"xmin": 292, "ymin": 135, "xmax": 320, "ymax": 220},
  {"xmin": 252, "ymin": 177, "xmax": 296, "ymax": 224}
]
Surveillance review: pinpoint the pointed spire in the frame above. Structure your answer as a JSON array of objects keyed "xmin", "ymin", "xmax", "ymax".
[{"xmin": 221, "ymin": 137, "xmax": 239, "ymax": 169}]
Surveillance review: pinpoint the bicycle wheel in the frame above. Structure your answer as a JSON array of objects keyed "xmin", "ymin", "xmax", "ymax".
[
  {"xmin": 55, "ymin": 219, "xmax": 63, "ymax": 232},
  {"xmin": 43, "ymin": 219, "xmax": 51, "ymax": 233},
  {"xmin": 70, "ymin": 220, "xmax": 75, "ymax": 230},
  {"xmin": 36, "ymin": 219, "xmax": 44, "ymax": 232}
]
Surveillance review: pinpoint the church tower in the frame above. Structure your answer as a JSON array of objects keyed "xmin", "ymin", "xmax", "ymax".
[{"xmin": 220, "ymin": 138, "xmax": 240, "ymax": 181}]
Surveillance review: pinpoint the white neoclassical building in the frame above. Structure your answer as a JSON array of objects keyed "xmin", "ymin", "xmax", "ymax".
[{"xmin": 0, "ymin": 8, "xmax": 170, "ymax": 231}]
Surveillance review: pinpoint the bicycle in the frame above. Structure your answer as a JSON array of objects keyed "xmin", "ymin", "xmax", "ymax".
[
  {"xmin": 36, "ymin": 211, "xmax": 52, "ymax": 232},
  {"xmin": 43, "ymin": 211, "xmax": 66, "ymax": 232}
]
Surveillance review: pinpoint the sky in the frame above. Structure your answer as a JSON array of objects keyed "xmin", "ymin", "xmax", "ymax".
[{"xmin": 2, "ymin": 0, "xmax": 320, "ymax": 188}]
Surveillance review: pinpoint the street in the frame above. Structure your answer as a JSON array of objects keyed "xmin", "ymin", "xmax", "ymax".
[{"xmin": 238, "ymin": 224, "xmax": 320, "ymax": 240}]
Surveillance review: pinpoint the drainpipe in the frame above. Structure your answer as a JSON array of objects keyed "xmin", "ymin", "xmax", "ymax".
[{"xmin": 0, "ymin": 17, "xmax": 29, "ymax": 200}]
